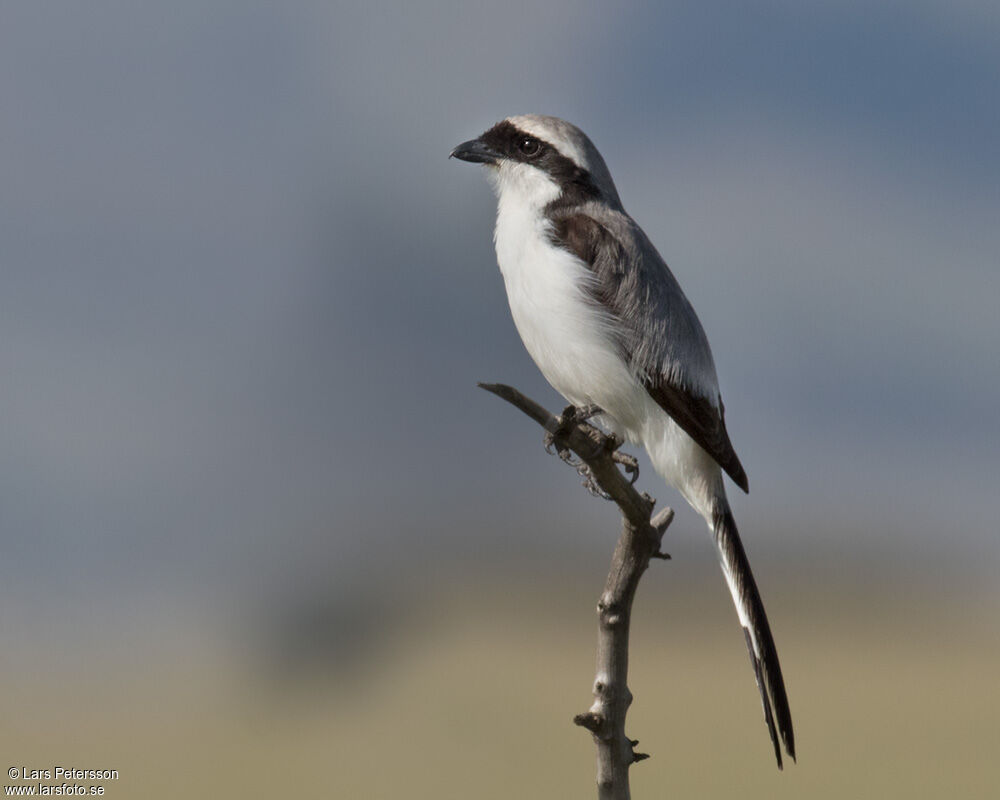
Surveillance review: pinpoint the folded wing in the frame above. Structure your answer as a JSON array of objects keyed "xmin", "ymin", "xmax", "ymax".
[{"xmin": 547, "ymin": 208, "xmax": 748, "ymax": 492}]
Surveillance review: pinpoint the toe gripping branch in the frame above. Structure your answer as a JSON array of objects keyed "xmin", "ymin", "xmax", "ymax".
[{"xmin": 542, "ymin": 404, "xmax": 640, "ymax": 498}]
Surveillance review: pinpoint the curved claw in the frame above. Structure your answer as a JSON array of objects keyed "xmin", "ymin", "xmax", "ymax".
[
  {"xmin": 543, "ymin": 430, "xmax": 581, "ymax": 467},
  {"xmin": 577, "ymin": 462, "xmax": 613, "ymax": 500},
  {"xmin": 612, "ymin": 450, "xmax": 640, "ymax": 484},
  {"xmin": 601, "ymin": 433, "xmax": 640, "ymax": 484}
]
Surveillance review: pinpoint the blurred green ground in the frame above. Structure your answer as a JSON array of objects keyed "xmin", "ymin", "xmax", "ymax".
[{"xmin": 4, "ymin": 568, "xmax": 998, "ymax": 799}]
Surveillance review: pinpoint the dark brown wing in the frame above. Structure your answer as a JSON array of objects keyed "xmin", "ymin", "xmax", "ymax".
[
  {"xmin": 549, "ymin": 211, "xmax": 749, "ymax": 493},
  {"xmin": 642, "ymin": 380, "xmax": 748, "ymax": 492}
]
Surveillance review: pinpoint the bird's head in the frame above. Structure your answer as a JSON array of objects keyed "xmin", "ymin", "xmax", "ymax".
[{"xmin": 451, "ymin": 115, "xmax": 622, "ymax": 212}]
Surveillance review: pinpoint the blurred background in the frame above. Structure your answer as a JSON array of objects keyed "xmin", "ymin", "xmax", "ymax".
[{"xmin": 2, "ymin": 1, "xmax": 997, "ymax": 797}]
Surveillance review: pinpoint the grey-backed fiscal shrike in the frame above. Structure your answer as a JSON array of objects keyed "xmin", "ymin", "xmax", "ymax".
[{"xmin": 451, "ymin": 115, "xmax": 795, "ymax": 768}]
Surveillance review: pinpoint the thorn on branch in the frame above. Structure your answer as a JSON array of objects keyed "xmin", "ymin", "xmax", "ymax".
[
  {"xmin": 573, "ymin": 712, "xmax": 605, "ymax": 734},
  {"xmin": 629, "ymin": 736, "xmax": 650, "ymax": 764}
]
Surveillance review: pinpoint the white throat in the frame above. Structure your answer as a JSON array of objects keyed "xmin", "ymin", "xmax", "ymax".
[{"xmin": 488, "ymin": 161, "xmax": 560, "ymax": 211}]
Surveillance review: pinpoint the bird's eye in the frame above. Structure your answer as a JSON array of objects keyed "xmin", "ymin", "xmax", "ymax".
[{"xmin": 517, "ymin": 137, "xmax": 541, "ymax": 157}]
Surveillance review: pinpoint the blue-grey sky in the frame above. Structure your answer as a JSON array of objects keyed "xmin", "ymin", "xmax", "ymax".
[{"xmin": 1, "ymin": 1, "xmax": 997, "ymax": 638}]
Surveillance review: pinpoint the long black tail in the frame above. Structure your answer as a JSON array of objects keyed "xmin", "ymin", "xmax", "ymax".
[{"xmin": 711, "ymin": 503, "xmax": 795, "ymax": 768}]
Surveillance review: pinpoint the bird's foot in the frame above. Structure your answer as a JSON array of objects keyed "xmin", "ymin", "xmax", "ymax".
[
  {"xmin": 580, "ymin": 434, "xmax": 639, "ymax": 497},
  {"xmin": 597, "ymin": 431, "xmax": 640, "ymax": 484},
  {"xmin": 542, "ymin": 404, "xmax": 602, "ymax": 460},
  {"xmin": 611, "ymin": 448, "xmax": 640, "ymax": 484},
  {"xmin": 577, "ymin": 463, "xmax": 612, "ymax": 500},
  {"xmin": 543, "ymin": 429, "xmax": 580, "ymax": 468},
  {"xmin": 543, "ymin": 405, "xmax": 639, "ymax": 497},
  {"xmin": 543, "ymin": 404, "xmax": 616, "ymax": 499}
]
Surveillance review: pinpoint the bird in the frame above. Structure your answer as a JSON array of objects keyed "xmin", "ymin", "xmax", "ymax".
[{"xmin": 451, "ymin": 114, "xmax": 794, "ymax": 768}]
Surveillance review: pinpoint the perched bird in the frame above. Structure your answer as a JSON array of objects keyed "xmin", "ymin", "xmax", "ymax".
[{"xmin": 451, "ymin": 115, "xmax": 794, "ymax": 768}]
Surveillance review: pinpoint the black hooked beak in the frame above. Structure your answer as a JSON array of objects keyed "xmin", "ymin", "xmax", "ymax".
[{"xmin": 450, "ymin": 137, "xmax": 500, "ymax": 165}]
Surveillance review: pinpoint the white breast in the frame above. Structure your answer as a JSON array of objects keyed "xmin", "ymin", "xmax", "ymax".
[{"xmin": 492, "ymin": 176, "xmax": 648, "ymax": 433}]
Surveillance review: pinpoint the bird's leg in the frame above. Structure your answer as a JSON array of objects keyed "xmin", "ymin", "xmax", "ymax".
[
  {"xmin": 543, "ymin": 404, "xmax": 639, "ymax": 497},
  {"xmin": 543, "ymin": 405, "xmax": 604, "ymax": 497},
  {"xmin": 572, "ymin": 403, "xmax": 604, "ymax": 423},
  {"xmin": 543, "ymin": 404, "xmax": 600, "ymax": 465}
]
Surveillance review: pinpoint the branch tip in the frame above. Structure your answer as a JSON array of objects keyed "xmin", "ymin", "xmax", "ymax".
[{"xmin": 651, "ymin": 507, "xmax": 675, "ymax": 532}]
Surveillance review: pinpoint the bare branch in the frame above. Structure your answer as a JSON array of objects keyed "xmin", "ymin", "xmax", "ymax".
[{"xmin": 479, "ymin": 382, "xmax": 674, "ymax": 800}]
